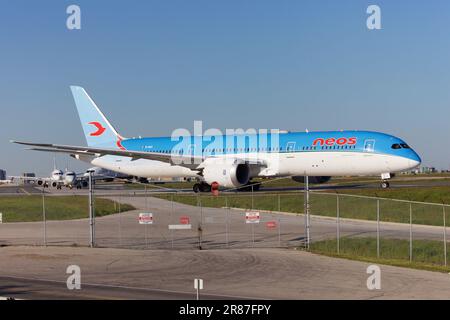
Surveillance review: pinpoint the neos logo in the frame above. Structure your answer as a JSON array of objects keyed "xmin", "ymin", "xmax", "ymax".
[
  {"xmin": 88, "ymin": 122, "xmax": 106, "ymax": 136},
  {"xmin": 312, "ymin": 137, "xmax": 357, "ymax": 146}
]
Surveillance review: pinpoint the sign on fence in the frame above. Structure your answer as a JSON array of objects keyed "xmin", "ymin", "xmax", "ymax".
[
  {"xmin": 138, "ymin": 213, "xmax": 153, "ymax": 225},
  {"xmin": 266, "ymin": 221, "xmax": 277, "ymax": 229},
  {"xmin": 245, "ymin": 212, "xmax": 260, "ymax": 224},
  {"xmin": 180, "ymin": 216, "xmax": 190, "ymax": 225}
]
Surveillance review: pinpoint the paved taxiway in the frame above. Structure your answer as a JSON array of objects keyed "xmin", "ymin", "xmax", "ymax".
[{"xmin": 1, "ymin": 246, "xmax": 450, "ymax": 299}]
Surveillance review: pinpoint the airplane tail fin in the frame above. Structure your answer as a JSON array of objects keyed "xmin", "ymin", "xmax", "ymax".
[{"xmin": 70, "ymin": 86, "xmax": 125, "ymax": 149}]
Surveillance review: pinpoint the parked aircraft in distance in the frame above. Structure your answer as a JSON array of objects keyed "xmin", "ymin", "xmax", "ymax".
[
  {"xmin": 13, "ymin": 86, "xmax": 421, "ymax": 192},
  {"xmin": 11, "ymin": 169, "xmax": 83, "ymax": 189}
]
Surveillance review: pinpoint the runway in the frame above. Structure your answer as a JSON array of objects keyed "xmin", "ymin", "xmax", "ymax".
[{"xmin": 1, "ymin": 246, "xmax": 450, "ymax": 299}]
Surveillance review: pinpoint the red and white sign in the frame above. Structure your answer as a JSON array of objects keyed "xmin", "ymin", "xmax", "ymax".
[
  {"xmin": 266, "ymin": 221, "xmax": 277, "ymax": 229},
  {"xmin": 139, "ymin": 213, "xmax": 153, "ymax": 225},
  {"xmin": 180, "ymin": 216, "xmax": 190, "ymax": 225},
  {"xmin": 245, "ymin": 212, "xmax": 260, "ymax": 224}
]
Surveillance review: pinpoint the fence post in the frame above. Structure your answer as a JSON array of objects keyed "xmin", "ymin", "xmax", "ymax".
[
  {"xmin": 304, "ymin": 176, "xmax": 310, "ymax": 250},
  {"xmin": 409, "ymin": 203, "xmax": 413, "ymax": 263},
  {"xmin": 199, "ymin": 198, "xmax": 203, "ymax": 249},
  {"xmin": 336, "ymin": 195, "xmax": 340, "ymax": 255},
  {"xmin": 278, "ymin": 194, "xmax": 281, "ymax": 212},
  {"xmin": 377, "ymin": 199, "xmax": 380, "ymax": 259},
  {"xmin": 252, "ymin": 223, "xmax": 255, "ymax": 247},
  {"xmin": 118, "ymin": 194, "xmax": 122, "ymax": 247},
  {"xmin": 171, "ymin": 194, "xmax": 174, "ymax": 249},
  {"xmin": 42, "ymin": 188, "xmax": 47, "ymax": 247},
  {"xmin": 88, "ymin": 171, "xmax": 95, "ymax": 248},
  {"xmin": 171, "ymin": 193, "xmax": 174, "ymax": 222},
  {"xmin": 251, "ymin": 185, "xmax": 254, "ymax": 210},
  {"xmin": 225, "ymin": 197, "xmax": 231, "ymax": 248},
  {"xmin": 278, "ymin": 218, "xmax": 281, "ymax": 247},
  {"xmin": 145, "ymin": 223, "xmax": 148, "ymax": 248},
  {"xmin": 444, "ymin": 204, "xmax": 447, "ymax": 267}
]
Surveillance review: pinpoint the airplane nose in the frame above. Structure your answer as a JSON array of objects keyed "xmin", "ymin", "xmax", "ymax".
[
  {"xmin": 408, "ymin": 151, "xmax": 421, "ymax": 169},
  {"xmin": 408, "ymin": 160, "xmax": 420, "ymax": 169}
]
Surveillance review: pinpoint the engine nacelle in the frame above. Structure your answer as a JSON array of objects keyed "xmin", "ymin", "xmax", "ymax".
[
  {"xmin": 201, "ymin": 159, "xmax": 250, "ymax": 188},
  {"xmin": 292, "ymin": 176, "xmax": 331, "ymax": 184}
]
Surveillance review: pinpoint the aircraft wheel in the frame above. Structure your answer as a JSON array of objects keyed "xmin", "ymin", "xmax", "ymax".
[
  {"xmin": 199, "ymin": 183, "xmax": 211, "ymax": 193},
  {"xmin": 193, "ymin": 183, "xmax": 201, "ymax": 193},
  {"xmin": 380, "ymin": 181, "xmax": 390, "ymax": 189}
]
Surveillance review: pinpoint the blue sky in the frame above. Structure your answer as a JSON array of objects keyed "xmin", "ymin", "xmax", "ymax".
[{"xmin": 1, "ymin": 0, "xmax": 450, "ymax": 175}]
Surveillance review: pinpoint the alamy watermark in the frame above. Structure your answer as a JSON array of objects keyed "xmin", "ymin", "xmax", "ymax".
[
  {"xmin": 66, "ymin": 265, "xmax": 81, "ymax": 290},
  {"xmin": 66, "ymin": 4, "xmax": 81, "ymax": 30},
  {"xmin": 168, "ymin": 121, "xmax": 281, "ymax": 167},
  {"xmin": 367, "ymin": 5, "xmax": 381, "ymax": 30},
  {"xmin": 366, "ymin": 265, "xmax": 381, "ymax": 290}
]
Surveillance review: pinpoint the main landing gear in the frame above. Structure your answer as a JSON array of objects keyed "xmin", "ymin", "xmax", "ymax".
[{"xmin": 193, "ymin": 182, "xmax": 211, "ymax": 193}]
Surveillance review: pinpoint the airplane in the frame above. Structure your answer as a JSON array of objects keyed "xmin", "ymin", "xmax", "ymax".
[
  {"xmin": 11, "ymin": 169, "xmax": 81, "ymax": 189},
  {"xmin": 12, "ymin": 86, "xmax": 422, "ymax": 192},
  {"xmin": 0, "ymin": 179, "xmax": 14, "ymax": 185}
]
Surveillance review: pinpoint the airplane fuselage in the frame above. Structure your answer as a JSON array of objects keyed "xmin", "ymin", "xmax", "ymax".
[{"xmin": 81, "ymin": 130, "xmax": 421, "ymax": 179}]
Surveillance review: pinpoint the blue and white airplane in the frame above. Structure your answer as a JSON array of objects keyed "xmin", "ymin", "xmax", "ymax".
[{"xmin": 13, "ymin": 86, "xmax": 421, "ymax": 192}]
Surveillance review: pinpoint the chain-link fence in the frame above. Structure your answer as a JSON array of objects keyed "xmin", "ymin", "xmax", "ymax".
[{"xmin": 0, "ymin": 189, "xmax": 449, "ymax": 268}]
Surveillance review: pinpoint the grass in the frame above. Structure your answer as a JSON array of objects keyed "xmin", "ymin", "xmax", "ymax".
[
  {"xmin": 0, "ymin": 196, "xmax": 135, "ymax": 222},
  {"xmin": 154, "ymin": 188, "xmax": 450, "ymax": 226},
  {"xmin": 326, "ymin": 186, "xmax": 450, "ymax": 204},
  {"xmin": 310, "ymin": 237, "xmax": 450, "ymax": 273}
]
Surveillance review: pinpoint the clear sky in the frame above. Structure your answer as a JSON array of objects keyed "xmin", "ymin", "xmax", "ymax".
[{"xmin": 1, "ymin": 0, "xmax": 450, "ymax": 176}]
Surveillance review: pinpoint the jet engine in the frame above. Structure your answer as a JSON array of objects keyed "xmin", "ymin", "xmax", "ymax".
[
  {"xmin": 292, "ymin": 176, "xmax": 331, "ymax": 184},
  {"xmin": 201, "ymin": 159, "xmax": 250, "ymax": 188}
]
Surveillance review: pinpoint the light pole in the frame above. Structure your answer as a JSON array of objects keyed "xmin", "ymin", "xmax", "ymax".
[
  {"xmin": 88, "ymin": 170, "xmax": 95, "ymax": 247},
  {"xmin": 304, "ymin": 175, "xmax": 310, "ymax": 250}
]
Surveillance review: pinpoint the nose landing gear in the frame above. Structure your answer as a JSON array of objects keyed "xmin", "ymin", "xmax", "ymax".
[
  {"xmin": 380, "ymin": 181, "xmax": 390, "ymax": 189},
  {"xmin": 380, "ymin": 173, "xmax": 391, "ymax": 189}
]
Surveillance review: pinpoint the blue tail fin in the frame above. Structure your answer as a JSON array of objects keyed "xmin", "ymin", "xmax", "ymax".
[{"xmin": 70, "ymin": 86, "xmax": 124, "ymax": 148}]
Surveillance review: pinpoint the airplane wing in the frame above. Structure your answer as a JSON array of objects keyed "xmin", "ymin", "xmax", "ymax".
[
  {"xmin": 12, "ymin": 141, "xmax": 269, "ymax": 172},
  {"xmin": 12, "ymin": 140, "xmax": 204, "ymax": 168}
]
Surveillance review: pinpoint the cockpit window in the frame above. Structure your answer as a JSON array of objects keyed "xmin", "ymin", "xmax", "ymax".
[
  {"xmin": 400, "ymin": 143, "xmax": 410, "ymax": 149},
  {"xmin": 391, "ymin": 144, "xmax": 401, "ymax": 149}
]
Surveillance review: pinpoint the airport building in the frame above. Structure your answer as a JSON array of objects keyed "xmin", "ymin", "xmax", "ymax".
[
  {"xmin": 420, "ymin": 166, "xmax": 437, "ymax": 174},
  {"xmin": 0, "ymin": 169, "xmax": 6, "ymax": 180},
  {"xmin": 21, "ymin": 172, "xmax": 36, "ymax": 184}
]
